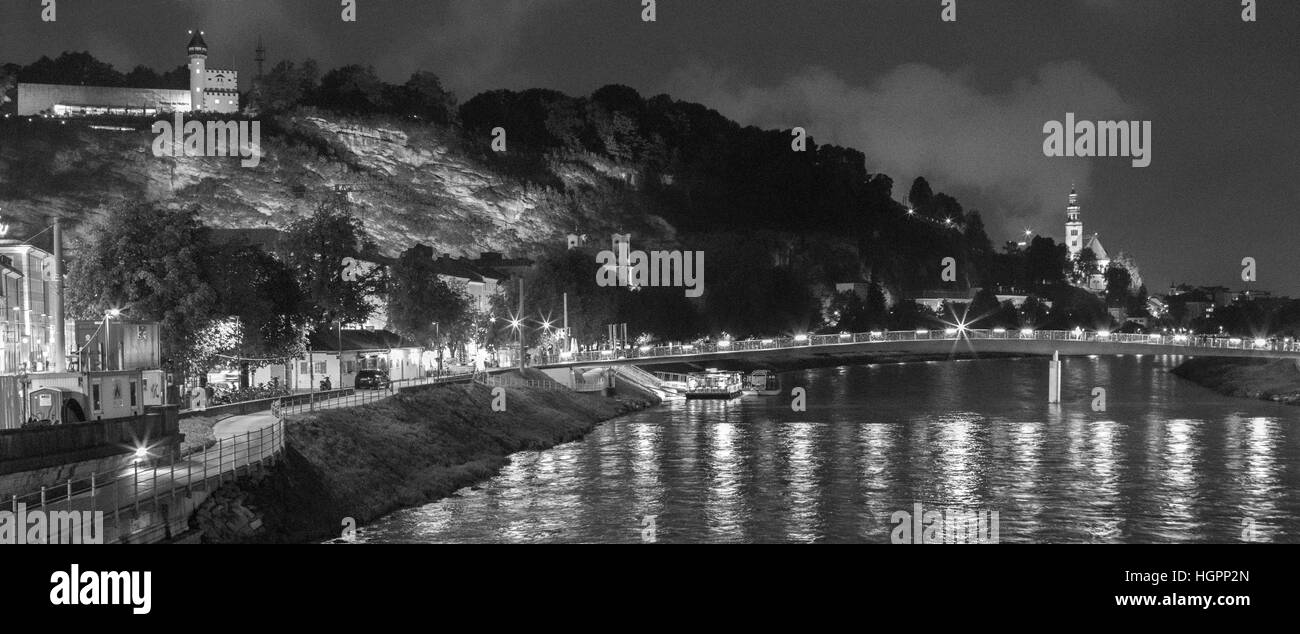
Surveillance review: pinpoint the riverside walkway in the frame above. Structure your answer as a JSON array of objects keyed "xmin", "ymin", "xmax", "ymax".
[{"xmin": 7, "ymin": 372, "xmax": 480, "ymax": 544}]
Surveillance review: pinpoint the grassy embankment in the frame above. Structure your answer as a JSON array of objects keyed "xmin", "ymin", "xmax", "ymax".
[
  {"xmin": 192, "ymin": 374, "xmax": 655, "ymax": 543},
  {"xmin": 1171, "ymin": 357, "xmax": 1300, "ymax": 405}
]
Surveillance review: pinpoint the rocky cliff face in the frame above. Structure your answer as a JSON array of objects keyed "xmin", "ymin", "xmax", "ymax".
[{"xmin": 0, "ymin": 111, "xmax": 652, "ymax": 256}]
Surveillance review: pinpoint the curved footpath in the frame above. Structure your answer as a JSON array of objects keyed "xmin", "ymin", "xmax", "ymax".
[{"xmin": 192, "ymin": 379, "xmax": 657, "ymax": 543}]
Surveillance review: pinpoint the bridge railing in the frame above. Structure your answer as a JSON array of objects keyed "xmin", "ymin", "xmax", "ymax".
[{"xmin": 535, "ymin": 329, "xmax": 1300, "ymax": 366}]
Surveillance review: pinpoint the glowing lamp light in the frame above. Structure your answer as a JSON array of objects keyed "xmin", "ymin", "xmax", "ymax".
[
  {"xmin": 1020, "ymin": 329, "xmax": 1034, "ymax": 337},
  {"xmin": 133, "ymin": 447, "xmax": 149, "ymax": 462},
  {"xmin": 1254, "ymin": 338, "xmax": 1268, "ymax": 348},
  {"xmin": 944, "ymin": 328, "xmax": 959, "ymax": 336},
  {"xmin": 794, "ymin": 334, "xmax": 809, "ymax": 342}
]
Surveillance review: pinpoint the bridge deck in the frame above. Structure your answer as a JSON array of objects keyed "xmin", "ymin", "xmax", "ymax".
[{"xmin": 533, "ymin": 330, "xmax": 1300, "ymax": 370}]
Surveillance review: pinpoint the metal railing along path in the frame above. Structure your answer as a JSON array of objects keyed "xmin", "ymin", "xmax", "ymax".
[
  {"xmin": 278, "ymin": 372, "xmax": 477, "ymax": 416},
  {"xmin": 3, "ymin": 373, "xmax": 482, "ymax": 544},
  {"xmin": 472, "ymin": 373, "xmax": 573, "ymax": 392},
  {"xmin": 5, "ymin": 418, "xmax": 286, "ymax": 544}
]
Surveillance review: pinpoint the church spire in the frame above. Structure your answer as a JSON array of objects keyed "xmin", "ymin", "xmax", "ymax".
[{"xmin": 1065, "ymin": 185, "xmax": 1083, "ymax": 256}]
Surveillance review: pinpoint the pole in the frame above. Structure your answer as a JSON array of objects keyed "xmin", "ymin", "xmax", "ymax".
[
  {"xmin": 1048, "ymin": 350, "xmax": 1061, "ymax": 404},
  {"xmin": 517, "ymin": 278, "xmax": 525, "ymax": 372},
  {"xmin": 51, "ymin": 217, "xmax": 66, "ymax": 372},
  {"xmin": 338, "ymin": 320, "xmax": 343, "ymax": 389},
  {"xmin": 563, "ymin": 292, "xmax": 571, "ymax": 353}
]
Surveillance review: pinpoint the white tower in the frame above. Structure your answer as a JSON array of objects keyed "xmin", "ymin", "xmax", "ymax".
[
  {"xmin": 1065, "ymin": 186, "xmax": 1083, "ymax": 257},
  {"xmin": 187, "ymin": 30, "xmax": 208, "ymax": 112}
]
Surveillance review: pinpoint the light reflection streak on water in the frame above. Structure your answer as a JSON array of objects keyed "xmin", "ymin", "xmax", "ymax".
[
  {"xmin": 1160, "ymin": 418, "xmax": 1197, "ymax": 542},
  {"xmin": 707, "ymin": 421, "xmax": 743, "ymax": 540},
  {"xmin": 783, "ymin": 422, "xmax": 820, "ymax": 541}
]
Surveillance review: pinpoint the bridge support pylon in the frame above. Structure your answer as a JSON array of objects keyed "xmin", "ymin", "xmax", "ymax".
[{"xmin": 1048, "ymin": 350, "xmax": 1062, "ymax": 404}]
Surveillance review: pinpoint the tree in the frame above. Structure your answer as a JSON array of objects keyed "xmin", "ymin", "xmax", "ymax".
[
  {"xmin": 1025, "ymin": 236, "xmax": 1068, "ymax": 288},
  {"xmin": 318, "ymin": 64, "xmax": 388, "ymax": 113},
  {"xmin": 1103, "ymin": 263, "xmax": 1132, "ymax": 306},
  {"xmin": 0, "ymin": 64, "xmax": 15, "ymax": 113},
  {"xmin": 19, "ymin": 51, "xmax": 124, "ymax": 86},
  {"xmin": 889, "ymin": 300, "xmax": 928, "ymax": 330},
  {"xmin": 280, "ymin": 201, "xmax": 378, "ymax": 326},
  {"xmin": 206, "ymin": 244, "xmax": 310, "ymax": 383},
  {"xmin": 965, "ymin": 288, "xmax": 1004, "ymax": 327},
  {"xmin": 393, "ymin": 71, "xmax": 457, "ymax": 124},
  {"xmin": 66, "ymin": 203, "xmax": 219, "ymax": 375},
  {"xmin": 387, "ymin": 244, "xmax": 472, "ymax": 348},
  {"xmin": 828, "ymin": 291, "xmax": 869, "ymax": 332},
  {"xmin": 1019, "ymin": 296, "xmax": 1050, "ymax": 328},
  {"xmin": 907, "ymin": 177, "xmax": 934, "ymax": 212},
  {"xmin": 864, "ymin": 282, "xmax": 889, "ymax": 329},
  {"xmin": 254, "ymin": 59, "xmax": 320, "ymax": 113},
  {"xmin": 1072, "ymin": 249, "xmax": 1099, "ymax": 285},
  {"xmin": 1110, "ymin": 251, "xmax": 1144, "ymax": 292}
]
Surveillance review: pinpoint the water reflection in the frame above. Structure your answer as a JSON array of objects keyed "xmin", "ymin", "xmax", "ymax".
[{"xmin": 359, "ymin": 356, "xmax": 1300, "ymax": 544}]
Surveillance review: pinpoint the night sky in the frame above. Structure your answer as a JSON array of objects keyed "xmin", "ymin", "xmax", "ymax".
[{"xmin": 2, "ymin": 0, "xmax": 1297, "ymax": 295}]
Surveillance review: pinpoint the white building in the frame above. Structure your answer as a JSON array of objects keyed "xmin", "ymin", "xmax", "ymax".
[
  {"xmin": 17, "ymin": 30, "xmax": 239, "ymax": 116},
  {"xmin": 250, "ymin": 328, "xmax": 428, "ymax": 391}
]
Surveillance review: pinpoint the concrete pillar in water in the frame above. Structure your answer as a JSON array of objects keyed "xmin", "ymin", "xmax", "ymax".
[{"xmin": 1048, "ymin": 350, "xmax": 1062, "ymax": 404}]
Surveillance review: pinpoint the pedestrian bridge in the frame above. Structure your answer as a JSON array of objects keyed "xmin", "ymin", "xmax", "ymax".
[{"xmin": 534, "ymin": 329, "xmax": 1300, "ymax": 370}]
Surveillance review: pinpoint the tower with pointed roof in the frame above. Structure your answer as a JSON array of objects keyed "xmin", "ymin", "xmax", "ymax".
[
  {"xmin": 1064, "ymin": 186, "xmax": 1111, "ymax": 292},
  {"xmin": 1065, "ymin": 186, "xmax": 1083, "ymax": 257},
  {"xmin": 187, "ymin": 30, "xmax": 208, "ymax": 112},
  {"xmin": 184, "ymin": 30, "xmax": 239, "ymax": 113}
]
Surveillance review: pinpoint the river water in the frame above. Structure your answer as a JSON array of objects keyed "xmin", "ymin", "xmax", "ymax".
[{"xmin": 358, "ymin": 356, "xmax": 1300, "ymax": 543}]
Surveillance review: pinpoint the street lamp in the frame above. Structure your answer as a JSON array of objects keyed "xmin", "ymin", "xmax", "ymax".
[
  {"xmin": 432, "ymin": 321, "xmax": 441, "ymax": 375},
  {"xmin": 100, "ymin": 308, "xmax": 122, "ymax": 371}
]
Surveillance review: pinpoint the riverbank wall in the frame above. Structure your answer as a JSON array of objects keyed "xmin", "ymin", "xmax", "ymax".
[
  {"xmin": 1171, "ymin": 357, "xmax": 1300, "ymax": 405},
  {"xmin": 190, "ymin": 381, "xmax": 656, "ymax": 543}
]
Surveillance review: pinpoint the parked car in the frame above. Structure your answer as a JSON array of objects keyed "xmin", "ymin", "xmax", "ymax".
[{"xmin": 355, "ymin": 369, "xmax": 390, "ymax": 390}]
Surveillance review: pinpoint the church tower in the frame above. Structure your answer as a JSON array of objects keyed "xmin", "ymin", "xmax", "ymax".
[
  {"xmin": 187, "ymin": 30, "xmax": 208, "ymax": 112},
  {"xmin": 1065, "ymin": 186, "xmax": 1083, "ymax": 257}
]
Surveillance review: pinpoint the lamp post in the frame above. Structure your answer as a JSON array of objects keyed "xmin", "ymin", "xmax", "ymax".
[
  {"xmin": 432, "ymin": 321, "xmax": 441, "ymax": 376},
  {"xmin": 101, "ymin": 308, "xmax": 121, "ymax": 371}
]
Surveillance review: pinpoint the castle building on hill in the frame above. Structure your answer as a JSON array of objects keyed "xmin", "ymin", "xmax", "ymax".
[
  {"xmin": 1064, "ymin": 187, "xmax": 1110, "ymax": 292},
  {"xmin": 17, "ymin": 30, "xmax": 239, "ymax": 116}
]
